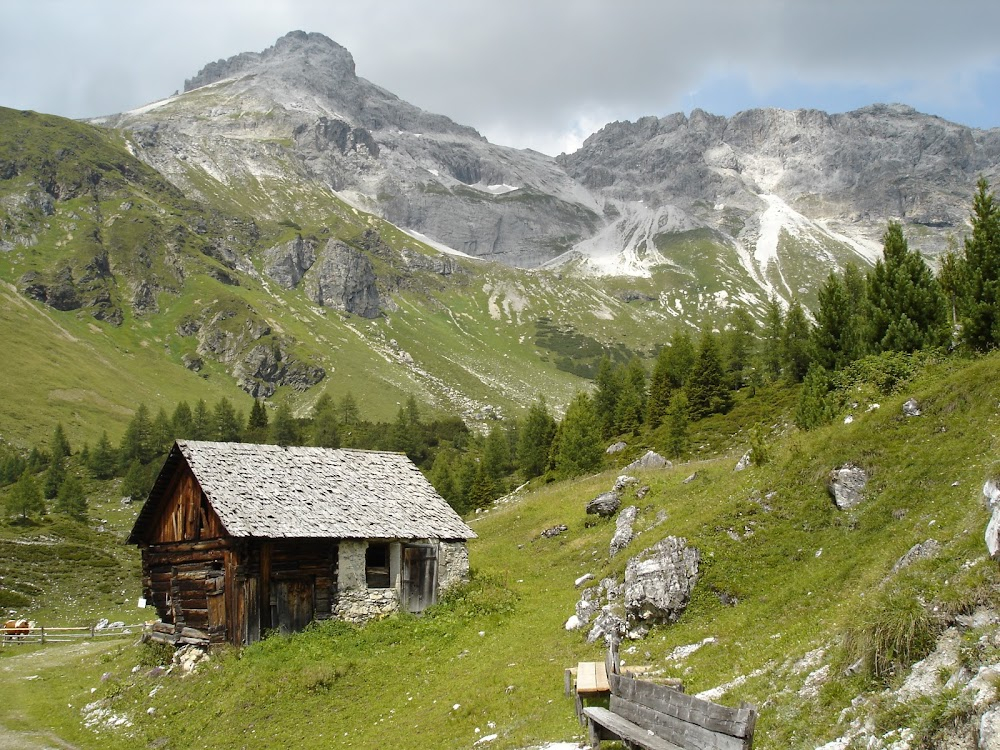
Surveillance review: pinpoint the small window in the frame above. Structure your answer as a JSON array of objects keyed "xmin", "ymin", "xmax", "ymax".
[{"xmin": 366, "ymin": 542, "xmax": 391, "ymax": 588}]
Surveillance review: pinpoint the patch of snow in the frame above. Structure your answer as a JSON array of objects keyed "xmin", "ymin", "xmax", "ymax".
[
  {"xmin": 427, "ymin": 168, "xmax": 440, "ymax": 177},
  {"xmin": 400, "ymin": 228, "xmax": 476, "ymax": 259},
  {"xmin": 815, "ymin": 219, "xmax": 883, "ymax": 265}
]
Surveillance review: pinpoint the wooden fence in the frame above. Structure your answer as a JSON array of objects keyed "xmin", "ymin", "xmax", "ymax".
[{"xmin": 1, "ymin": 623, "xmax": 146, "ymax": 645}]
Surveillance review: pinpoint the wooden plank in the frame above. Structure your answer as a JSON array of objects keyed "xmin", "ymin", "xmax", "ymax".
[
  {"xmin": 577, "ymin": 661, "xmax": 599, "ymax": 693},
  {"xmin": 611, "ymin": 695, "xmax": 748, "ymax": 750},
  {"xmin": 583, "ymin": 707, "xmax": 684, "ymax": 750},
  {"xmin": 611, "ymin": 673, "xmax": 755, "ymax": 739}
]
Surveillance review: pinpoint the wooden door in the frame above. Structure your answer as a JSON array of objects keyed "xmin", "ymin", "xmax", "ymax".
[
  {"xmin": 402, "ymin": 544, "xmax": 437, "ymax": 613},
  {"xmin": 274, "ymin": 578, "xmax": 315, "ymax": 634}
]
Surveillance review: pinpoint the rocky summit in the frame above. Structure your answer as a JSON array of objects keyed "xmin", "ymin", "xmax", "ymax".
[{"xmin": 95, "ymin": 31, "xmax": 1000, "ymax": 314}]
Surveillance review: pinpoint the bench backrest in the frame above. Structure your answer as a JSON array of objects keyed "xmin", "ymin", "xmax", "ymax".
[{"xmin": 609, "ymin": 672, "xmax": 756, "ymax": 750}]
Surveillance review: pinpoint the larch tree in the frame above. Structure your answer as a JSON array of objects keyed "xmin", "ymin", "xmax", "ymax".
[{"xmin": 685, "ymin": 330, "xmax": 732, "ymax": 420}]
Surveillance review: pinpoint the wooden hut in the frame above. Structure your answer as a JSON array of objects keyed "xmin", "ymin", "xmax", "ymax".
[{"xmin": 127, "ymin": 440, "xmax": 476, "ymax": 647}]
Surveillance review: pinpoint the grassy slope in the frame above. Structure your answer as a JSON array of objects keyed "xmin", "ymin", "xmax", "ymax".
[{"xmin": 2, "ymin": 352, "xmax": 997, "ymax": 749}]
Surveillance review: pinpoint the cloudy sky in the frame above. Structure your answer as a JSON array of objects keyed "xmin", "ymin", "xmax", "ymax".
[{"xmin": 3, "ymin": 0, "xmax": 1000, "ymax": 156}]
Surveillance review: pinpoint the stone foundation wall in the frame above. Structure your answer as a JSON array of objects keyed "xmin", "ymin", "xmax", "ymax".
[
  {"xmin": 438, "ymin": 540, "xmax": 471, "ymax": 592},
  {"xmin": 334, "ymin": 538, "xmax": 470, "ymax": 623}
]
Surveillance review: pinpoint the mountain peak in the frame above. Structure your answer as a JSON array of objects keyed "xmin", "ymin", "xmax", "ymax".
[{"xmin": 184, "ymin": 30, "xmax": 356, "ymax": 93}]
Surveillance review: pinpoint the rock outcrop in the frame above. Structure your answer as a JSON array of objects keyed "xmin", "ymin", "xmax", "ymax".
[
  {"xmin": 624, "ymin": 536, "xmax": 700, "ymax": 638},
  {"xmin": 610, "ymin": 506, "xmax": 638, "ymax": 557},
  {"xmin": 828, "ymin": 464, "xmax": 869, "ymax": 510},
  {"xmin": 586, "ymin": 491, "xmax": 621, "ymax": 518}
]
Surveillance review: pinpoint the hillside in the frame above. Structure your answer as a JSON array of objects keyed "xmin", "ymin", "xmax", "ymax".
[
  {"xmin": 2, "ymin": 352, "xmax": 999, "ymax": 749},
  {"xmin": 0, "ymin": 106, "xmax": 688, "ymax": 448}
]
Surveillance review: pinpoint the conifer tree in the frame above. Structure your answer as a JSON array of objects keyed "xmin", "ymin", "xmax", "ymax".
[
  {"xmin": 191, "ymin": 399, "xmax": 211, "ymax": 441},
  {"xmin": 956, "ymin": 178, "xmax": 1000, "ymax": 351},
  {"xmin": 51, "ymin": 423, "xmax": 71, "ymax": 459},
  {"xmin": 213, "ymin": 398, "xmax": 243, "ymax": 442},
  {"xmin": 866, "ymin": 221, "xmax": 948, "ymax": 353},
  {"xmin": 685, "ymin": 331, "xmax": 732, "ymax": 420},
  {"xmin": 517, "ymin": 396, "xmax": 557, "ymax": 479},
  {"xmin": 795, "ymin": 364, "xmax": 834, "ymax": 430},
  {"xmin": 428, "ymin": 451, "xmax": 460, "ymax": 511},
  {"xmin": 311, "ymin": 394, "xmax": 341, "ymax": 449},
  {"xmin": 339, "ymin": 393, "xmax": 360, "ymax": 425},
  {"xmin": 6, "ymin": 470, "xmax": 44, "ymax": 519},
  {"xmin": 119, "ymin": 403, "xmax": 152, "ymax": 468},
  {"xmin": 26, "ymin": 446, "xmax": 48, "ymax": 474},
  {"xmin": 813, "ymin": 271, "xmax": 860, "ymax": 371},
  {"xmin": 43, "ymin": 454, "xmax": 65, "ymax": 500},
  {"xmin": 616, "ymin": 358, "xmax": 648, "ymax": 435},
  {"xmin": 0, "ymin": 453, "xmax": 26, "ymax": 486},
  {"xmin": 723, "ymin": 308, "xmax": 758, "ymax": 390},
  {"xmin": 89, "ymin": 431, "xmax": 117, "ymax": 480},
  {"xmin": 664, "ymin": 391, "xmax": 689, "ymax": 459},
  {"xmin": 760, "ymin": 295, "xmax": 785, "ymax": 382},
  {"xmin": 55, "ymin": 474, "xmax": 87, "ymax": 519},
  {"xmin": 122, "ymin": 459, "xmax": 152, "ymax": 501},
  {"xmin": 483, "ymin": 423, "xmax": 512, "ymax": 485},
  {"xmin": 271, "ymin": 402, "xmax": 299, "ymax": 447},
  {"xmin": 593, "ymin": 357, "xmax": 623, "ymax": 438},
  {"xmin": 456, "ymin": 455, "xmax": 479, "ymax": 514},
  {"xmin": 553, "ymin": 392, "xmax": 603, "ymax": 477},
  {"xmin": 781, "ymin": 298, "xmax": 813, "ymax": 382},
  {"xmin": 246, "ymin": 400, "xmax": 269, "ymax": 442},
  {"xmin": 171, "ymin": 401, "xmax": 194, "ymax": 439},
  {"xmin": 150, "ymin": 407, "xmax": 174, "ymax": 455},
  {"xmin": 647, "ymin": 347, "xmax": 674, "ymax": 430}
]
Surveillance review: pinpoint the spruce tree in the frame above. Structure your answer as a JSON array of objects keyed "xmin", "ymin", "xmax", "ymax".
[
  {"xmin": 428, "ymin": 451, "xmax": 460, "ymax": 511},
  {"xmin": 593, "ymin": 357, "xmax": 623, "ymax": 439},
  {"xmin": 685, "ymin": 331, "xmax": 732, "ymax": 420},
  {"xmin": 781, "ymin": 298, "xmax": 813, "ymax": 382},
  {"xmin": 213, "ymin": 398, "xmax": 243, "ymax": 442},
  {"xmin": 89, "ymin": 432, "xmax": 117, "ymax": 480},
  {"xmin": 553, "ymin": 392, "xmax": 603, "ymax": 477},
  {"xmin": 55, "ymin": 474, "xmax": 87, "ymax": 519},
  {"xmin": 957, "ymin": 178, "xmax": 1000, "ymax": 351},
  {"xmin": 171, "ymin": 401, "xmax": 194, "ymax": 439},
  {"xmin": 51, "ymin": 423, "xmax": 71, "ymax": 459},
  {"xmin": 664, "ymin": 391, "xmax": 689, "ymax": 459},
  {"xmin": 517, "ymin": 396, "xmax": 556, "ymax": 479},
  {"xmin": 150, "ymin": 407, "xmax": 174, "ymax": 455},
  {"xmin": 866, "ymin": 221, "xmax": 948, "ymax": 353},
  {"xmin": 723, "ymin": 308, "xmax": 758, "ymax": 390},
  {"xmin": 311, "ymin": 394, "xmax": 341, "ymax": 449},
  {"xmin": 760, "ymin": 295, "xmax": 785, "ymax": 382},
  {"xmin": 339, "ymin": 393, "xmax": 360, "ymax": 425},
  {"xmin": 246, "ymin": 399, "xmax": 269, "ymax": 442},
  {"xmin": 119, "ymin": 403, "xmax": 152, "ymax": 469},
  {"xmin": 191, "ymin": 399, "xmax": 211, "ymax": 441},
  {"xmin": 43, "ymin": 454, "xmax": 65, "ymax": 500},
  {"xmin": 813, "ymin": 271, "xmax": 857, "ymax": 371},
  {"xmin": 616, "ymin": 358, "xmax": 647, "ymax": 435},
  {"xmin": 795, "ymin": 364, "xmax": 834, "ymax": 430},
  {"xmin": 647, "ymin": 347, "xmax": 674, "ymax": 430},
  {"xmin": 271, "ymin": 402, "xmax": 299, "ymax": 447},
  {"xmin": 122, "ymin": 459, "xmax": 152, "ymax": 501}
]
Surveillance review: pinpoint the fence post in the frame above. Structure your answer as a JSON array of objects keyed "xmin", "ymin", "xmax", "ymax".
[{"xmin": 40, "ymin": 626, "xmax": 45, "ymax": 644}]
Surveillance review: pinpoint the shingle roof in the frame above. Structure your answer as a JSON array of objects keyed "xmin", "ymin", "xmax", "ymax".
[{"xmin": 129, "ymin": 441, "xmax": 475, "ymax": 542}]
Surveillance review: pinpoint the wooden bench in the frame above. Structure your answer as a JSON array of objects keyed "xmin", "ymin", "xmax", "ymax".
[{"xmin": 583, "ymin": 670, "xmax": 757, "ymax": 750}]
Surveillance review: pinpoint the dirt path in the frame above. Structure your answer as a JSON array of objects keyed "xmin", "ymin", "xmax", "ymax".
[{"xmin": 0, "ymin": 640, "xmax": 118, "ymax": 750}]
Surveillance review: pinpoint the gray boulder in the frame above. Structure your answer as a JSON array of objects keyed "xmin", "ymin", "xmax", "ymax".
[
  {"xmin": 828, "ymin": 464, "xmax": 869, "ymax": 510},
  {"xmin": 586, "ymin": 490, "xmax": 621, "ymax": 517},
  {"xmin": 734, "ymin": 451, "xmax": 752, "ymax": 472},
  {"xmin": 613, "ymin": 475, "xmax": 638, "ymax": 492},
  {"xmin": 587, "ymin": 606, "xmax": 626, "ymax": 645},
  {"xmin": 988, "ymin": 509, "xmax": 1000, "ymax": 560},
  {"xmin": 623, "ymin": 451, "xmax": 671, "ymax": 472},
  {"xmin": 985, "ymin": 479, "xmax": 1000, "ymax": 510},
  {"xmin": 610, "ymin": 506, "xmax": 639, "ymax": 557},
  {"xmin": 890, "ymin": 539, "xmax": 941, "ymax": 575},
  {"xmin": 903, "ymin": 398, "xmax": 922, "ymax": 417},
  {"xmin": 606, "ymin": 441, "xmax": 627, "ymax": 455},
  {"xmin": 624, "ymin": 536, "xmax": 700, "ymax": 638},
  {"xmin": 263, "ymin": 235, "xmax": 317, "ymax": 288}
]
